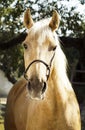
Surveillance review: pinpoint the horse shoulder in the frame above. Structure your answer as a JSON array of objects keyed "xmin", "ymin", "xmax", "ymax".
[
  {"xmin": 7, "ymin": 77, "xmax": 26, "ymax": 103},
  {"xmin": 5, "ymin": 77, "xmax": 27, "ymax": 130},
  {"xmin": 6, "ymin": 77, "xmax": 27, "ymax": 115},
  {"xmin": 65, "ymin": 91, "xmax": 81, "ymax": 130}
]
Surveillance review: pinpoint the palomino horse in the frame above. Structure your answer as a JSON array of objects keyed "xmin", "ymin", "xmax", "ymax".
[{"xmin": 5, "ymin": 9, "xmax": 81, "ymax": 130}]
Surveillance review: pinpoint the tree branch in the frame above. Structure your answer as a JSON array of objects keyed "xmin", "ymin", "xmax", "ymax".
[
  {"xmin": 0, "ymin": 33, "xmax": 27, "ymax": 50},
  {"xmin": 60, "ymin": 36, "xmax": 83, "ymax": 49}
]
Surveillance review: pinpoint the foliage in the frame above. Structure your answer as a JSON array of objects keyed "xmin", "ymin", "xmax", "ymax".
[
  {"xmin": 0, "ymin": 45, "xmax": 24, "ymax": 82},
  {"xmin": 0, "ymin": 0, "xmax": 85, "ymax": 36},
  {"xmin": 59, "ymin": 6, "xmax": 85, "ymax": 37}
]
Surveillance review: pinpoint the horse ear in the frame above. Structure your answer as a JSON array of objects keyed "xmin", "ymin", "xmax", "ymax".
[
  {"xmin": 49, "ymin": 10, "xmax": 60, "ymax": 31},
  {"xmin": 24, "ymin": 8, "xmax": 34, "ymax": 29}
]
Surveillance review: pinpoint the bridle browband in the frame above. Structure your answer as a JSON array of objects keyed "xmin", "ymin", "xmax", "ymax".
[{"xmin": 24, "ymin": 52, "xmax": 55, "ymax": 81}]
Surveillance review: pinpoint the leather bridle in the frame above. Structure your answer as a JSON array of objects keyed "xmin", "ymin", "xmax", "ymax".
[{"xmin": 24, "ymin": 52, "xmax": 55, "ymax": 81}]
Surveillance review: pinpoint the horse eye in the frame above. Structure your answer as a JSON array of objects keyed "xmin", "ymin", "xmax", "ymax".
[
  {"xmin": 23, "ymin": 44, "xmax": 28, "ymax": 49},
  {"xmin": 53, "ymin": 46, "xmax": 57, "ymax": 51},
  {"xmin": 48, "ymin": 45, "xmax": 57, "ymax": 51}
]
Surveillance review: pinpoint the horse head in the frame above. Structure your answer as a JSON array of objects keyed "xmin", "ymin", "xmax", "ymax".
[{"xmin": 23, "ymin": 9, "xmax": 60, "ymax": 100}]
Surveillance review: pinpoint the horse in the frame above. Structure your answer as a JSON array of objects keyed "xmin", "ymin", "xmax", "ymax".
[{"xmin": 4, "ymin": 9, "xmax": 81, "ymax": 130}]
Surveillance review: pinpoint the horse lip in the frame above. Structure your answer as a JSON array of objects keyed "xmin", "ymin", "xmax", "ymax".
[{"xmin": 28, "ymin": 93, "xmax": 45, "ymax": 101}]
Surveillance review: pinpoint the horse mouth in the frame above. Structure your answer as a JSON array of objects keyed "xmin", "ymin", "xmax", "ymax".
[
  {"xmin": 26, "ymin": 80, "xmax": 47, "ymax": 100},
  {"xmin": 28, "ymin": 93, "xmax": 45, "ymax": 100}
]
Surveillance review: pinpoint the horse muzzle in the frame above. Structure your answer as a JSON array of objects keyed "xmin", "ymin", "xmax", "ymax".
[{"xmin": 26, "ymin": 77, "xmax": 47, "ymax": 100}]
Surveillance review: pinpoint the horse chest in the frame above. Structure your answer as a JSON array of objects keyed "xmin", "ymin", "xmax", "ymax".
[{"xmin": 25, "ymin": 101, "xmax": 59, "ymax": 130}]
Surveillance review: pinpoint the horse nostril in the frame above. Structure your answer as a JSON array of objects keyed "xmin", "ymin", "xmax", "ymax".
[
  {"xmin": 28, "ymin": 81, "xmax": 31, "ymax": 91},
  {"xmin": 42, "ymin": 82, "xmax": 46, "ymax": 94}
]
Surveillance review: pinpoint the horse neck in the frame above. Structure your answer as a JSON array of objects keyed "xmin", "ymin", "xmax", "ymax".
[{"xmin": 47, "ymin": 56, "xmax": 72, "ymax": 106}]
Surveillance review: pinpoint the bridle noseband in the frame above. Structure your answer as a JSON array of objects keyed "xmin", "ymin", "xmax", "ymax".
[{"xmin": 24, "ymin": 52, "xmax": 55, "ymax": 81}]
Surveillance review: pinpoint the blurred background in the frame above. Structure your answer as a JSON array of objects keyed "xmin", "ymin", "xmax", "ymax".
[{"xmin": 0, "ymin": 0, "xmax": 85, "ymax": 130}]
